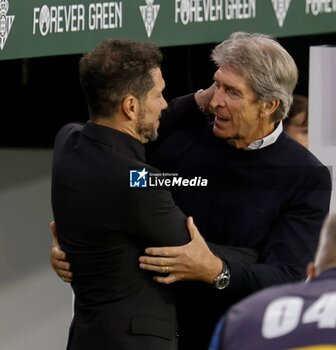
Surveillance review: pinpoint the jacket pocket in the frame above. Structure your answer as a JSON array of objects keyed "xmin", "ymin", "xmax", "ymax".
[{"xmin": 131, "ymin": 317, "xmax": 175, "ymax": 340}]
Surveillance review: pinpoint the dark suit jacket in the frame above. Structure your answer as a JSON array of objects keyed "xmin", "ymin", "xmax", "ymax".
[{"xmin": 51, "ymin": 122, "xmax": 190, "ymax": 350}]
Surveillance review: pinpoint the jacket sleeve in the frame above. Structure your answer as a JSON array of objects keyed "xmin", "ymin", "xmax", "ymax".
[
  {"xmin": 127, "ymin": 181, "xmax": 190, "ymax": 247},
  {"xmin": 208, "ymin": 165, "xmax": 332, "ymax": 298},
  {"xmin": 157, "ymin": 94, "xmax": 207, "ymax": 140},
  {"xmin": 207, "ymin": 243, "xmax": 258, "ymax": 265}
]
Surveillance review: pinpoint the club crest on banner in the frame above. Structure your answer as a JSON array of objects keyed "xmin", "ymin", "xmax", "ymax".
[
  {"xmin": 140, "ymin": 0, "xmax": 160, "ymax": 38},
  {"xmin": 0, "ymin": 0, "xmax": 15, "ymax": 50},
  {"xmin": 271, "ymin": 0, "xmax": 291, "ymax": 27}
]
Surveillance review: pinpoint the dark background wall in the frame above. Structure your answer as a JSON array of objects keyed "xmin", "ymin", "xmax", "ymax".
[{"xmin": 1, "ymin": 33, "xmax": 335, "ymax": 148}]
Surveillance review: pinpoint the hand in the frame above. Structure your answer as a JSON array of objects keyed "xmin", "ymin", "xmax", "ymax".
[
  {"xmin": 50, "ymin": 221, "xmax": 73, "ymax": 283},
  {"xmin": 139, "ymin": 217, "xmax": 223, "ymax": 284},
  {"xmin": 194, "ymin": 84, "xmax": 216, "ymax": 114}
]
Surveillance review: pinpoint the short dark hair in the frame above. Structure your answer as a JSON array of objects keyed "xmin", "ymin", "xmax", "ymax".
[
  {"xmin": 79, "ymin": 38, "xmax": 163, "ymax": 118},
  {"xmin": 284, "ymin": 94, "xmax": 308, "ymax": 127}
]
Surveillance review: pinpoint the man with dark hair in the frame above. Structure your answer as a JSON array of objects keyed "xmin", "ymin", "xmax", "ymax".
[
  {"xmin": 51, "ymin": 38, "xmax": 201, "ymax": 350},
  {"xmin": 284, "ymin": 94, "xmax": 309, "ymax": 148}
]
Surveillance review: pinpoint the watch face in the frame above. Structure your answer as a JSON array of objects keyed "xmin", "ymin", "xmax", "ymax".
[{"xmin": 215, "ymin": 274, "xmax": 230, "ymax": 289}]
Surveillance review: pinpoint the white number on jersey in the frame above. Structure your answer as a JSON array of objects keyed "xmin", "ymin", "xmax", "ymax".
[{"xmin": 261, "ymin": 292, "xmax": 336, "ymax": 339}]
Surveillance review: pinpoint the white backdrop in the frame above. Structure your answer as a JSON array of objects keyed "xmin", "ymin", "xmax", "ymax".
[{"xmin": 309, "ymin": 45, "xmax": 336, "ymax": 212}]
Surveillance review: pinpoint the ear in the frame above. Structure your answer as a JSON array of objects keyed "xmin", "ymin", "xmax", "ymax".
[
  {"xmin": 122, "ymin": 95, "xmax": 139, "ymax": 120},
  {"xmin": 260, "ymin": 99, "xmax": 280, "ymax": 119},
  {"xmin": 306, "ymin": 262, "xmax": 317, "ymax": 281}
]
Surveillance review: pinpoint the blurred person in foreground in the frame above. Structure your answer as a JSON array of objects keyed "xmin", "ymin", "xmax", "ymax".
[
  {"xmin": 284, "ymin": 94, "xmax": 309, "ymax": 148},
  {"xmin": 209, "ymin": 212, "xmax": 336, "ymax": 350},
  {"xmin": 51, "ymin": 32, "xmax": 331, "ymax": 350}
]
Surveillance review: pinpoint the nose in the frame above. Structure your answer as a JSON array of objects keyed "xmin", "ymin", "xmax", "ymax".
[
  {"xmin": 161, "ymin": 97, "xmax": 168, "ymax": 110},
  {"xmin": 209, "ymin": 88, "xmax": 225, "ymax": 110}
]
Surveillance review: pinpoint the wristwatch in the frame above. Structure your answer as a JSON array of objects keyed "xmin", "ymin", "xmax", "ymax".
[{"xmin": 213, "ymin": 262, "xmax": 231, "ymax": 290}]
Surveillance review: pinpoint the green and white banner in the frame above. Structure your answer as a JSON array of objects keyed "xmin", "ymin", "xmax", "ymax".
[{"xmin": 0, "ymin": 0, "xmax": 335, "ymax": 60}]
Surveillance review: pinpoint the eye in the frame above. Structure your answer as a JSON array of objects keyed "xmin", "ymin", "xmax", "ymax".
[{"xmin": 225, "ymin": 87, "xmax": 238, "ymax": 96}]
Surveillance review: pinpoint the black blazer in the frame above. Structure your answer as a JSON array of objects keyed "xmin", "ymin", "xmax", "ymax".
[{"xmin": 51, "ymin": 122, "xmax": 190, "ymax": 350}]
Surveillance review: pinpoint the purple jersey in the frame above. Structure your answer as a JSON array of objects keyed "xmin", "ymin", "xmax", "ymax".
[{"xmin": 213, "ymin": 269, "xmax": 336, "ymax": 350}]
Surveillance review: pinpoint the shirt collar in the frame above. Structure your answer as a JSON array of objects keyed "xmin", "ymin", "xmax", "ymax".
[
  {"xmin": 245, "ymin": 121, "xmax": 283, "ymax": 150},
  {"xmin": 81, "ymin": 121, "xmax": 146, "ymax": 162}
]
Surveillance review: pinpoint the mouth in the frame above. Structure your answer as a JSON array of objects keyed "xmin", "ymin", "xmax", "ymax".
[{"xmin": 215, "ymin": 115, "xmax": 231, "ymax": 123}]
